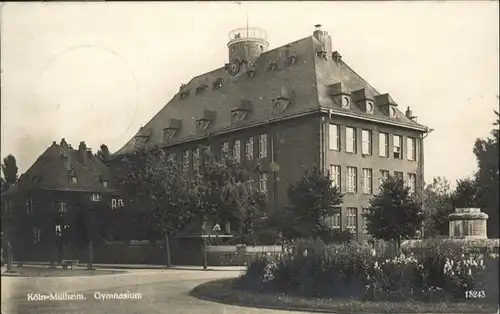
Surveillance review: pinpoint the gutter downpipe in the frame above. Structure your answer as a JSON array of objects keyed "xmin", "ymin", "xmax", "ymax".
[{"xmin": 420, "ymin": 127, "xmax": 434, "ymax": 238}]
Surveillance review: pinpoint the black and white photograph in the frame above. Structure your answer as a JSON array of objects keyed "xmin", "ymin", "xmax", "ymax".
[{"xmin": 1, "ymin": 1, "xmax": 499, "ymax": 313}]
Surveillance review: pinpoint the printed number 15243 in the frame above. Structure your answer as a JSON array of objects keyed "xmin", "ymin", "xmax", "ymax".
[{"xmin": 465, "ymin": 290, "xmax": 486, "ymax": 299}]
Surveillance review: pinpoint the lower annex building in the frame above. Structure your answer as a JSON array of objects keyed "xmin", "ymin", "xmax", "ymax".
[{"xmin": 112, "ymin": 24, "xmax": 431, "ymax": 242}]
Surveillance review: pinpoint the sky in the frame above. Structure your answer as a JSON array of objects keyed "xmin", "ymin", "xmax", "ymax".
[{"xmin": 1, "ymin": 1, "xmax": 498, "ymax": 186}]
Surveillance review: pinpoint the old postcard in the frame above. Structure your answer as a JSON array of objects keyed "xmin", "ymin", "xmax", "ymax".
[{"xmin": 1, "ymin": 2, "xmax": 499, "ymax": 313}]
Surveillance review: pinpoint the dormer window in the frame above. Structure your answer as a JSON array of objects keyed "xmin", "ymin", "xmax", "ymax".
[
  {"xmin": 374, "ymin": 93, "xmax": 398, "ymax": 119},
  {"xmin": 212, "ymin": 78, "xmax": 223, "ymax": 90},
  {"xmin": 231, "ymin": 100, "xmax": 252, "ymax": 124},
  {"xmin": 133, "ymin": 127, "xmax": 152, "ymax": 149},
  {"xmin": 268, "ymin": 61, "xmax": 278, "ymax": 71},
  {"xmin": 179, "ymin": 89, "xmax": 190, "ymax": 99},
  {"xmin": 341, "ymin": 96, "xmax": 351, "ymax": 109},
  {"xmin": 196, "ymin": 84, "xmax": 208, "ymax": 94},
  {"xmin": 316, "ymin": 50, "xmax": 327, "ymax": 60},
  {"xmin": 352, "ymin": 88, "xmax": 375, "ymax": 114},
  {"xmin": 231, "ymin": 109, "xmax": 248, "ymax": 123},
  {"xmin": 366, "ymin": 101, "xmax": 374, "ymax": 114},
  {"xmin": 390, "ymin": 107, "xmax": 397, "ymax": 117},
  {"xmin": 196, "ymin": 119, "xmax": 211, "ymax": 132},
  {"xmin": 162, "ymin": 119, "xmax": 181, "ymax": 142},
  {"xmin": 247, "ymin": 67, "xmax": 256, "ymax": 78},
  {"xmin": 285, "ymin": 54, "xmax": 297, "ymax": 65},
  {"xmin": 328, "ymin": 82, "xmax": 351, "ymax": 110},
  {"xmin": 69, "ymin": 176, "xmax": 78, "ymax": 184}
]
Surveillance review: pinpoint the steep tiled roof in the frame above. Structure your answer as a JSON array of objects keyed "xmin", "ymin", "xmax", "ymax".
[
  {"xmin": 4, "ymin": 140, "xmax": 116, "ymax": 195},
  {"xmin": 115, "ymin": 33, "xmax": 426, "ymax": 156}
]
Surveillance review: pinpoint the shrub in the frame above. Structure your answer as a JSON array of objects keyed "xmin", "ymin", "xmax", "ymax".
[{"xmin": 238, "ymin": 238, "xmax": 497, "ymax": 302}]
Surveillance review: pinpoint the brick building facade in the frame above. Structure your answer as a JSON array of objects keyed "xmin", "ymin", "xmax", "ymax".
[{"xmin": 112, "ymin": 25, "xmax": 431, "ymax": 242}]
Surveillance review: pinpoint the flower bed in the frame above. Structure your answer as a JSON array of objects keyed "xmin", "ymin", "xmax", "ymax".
[{"xmin": 236, "ymin": 238, "xmax": 499, "ymax": 304}]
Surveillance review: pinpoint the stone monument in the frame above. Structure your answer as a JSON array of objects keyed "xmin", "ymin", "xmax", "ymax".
[{"xmin": 448, "ymin": 208, "xmax": 488, "ymax": 239}]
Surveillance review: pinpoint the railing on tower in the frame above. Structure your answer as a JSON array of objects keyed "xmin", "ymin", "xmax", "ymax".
[{"xmin": 227, "ymin": 27, "xmax": 268, "ymax": 46}]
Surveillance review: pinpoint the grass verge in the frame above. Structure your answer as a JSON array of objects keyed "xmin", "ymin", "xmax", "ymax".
[{"xmin": 191, "ymin": 278, "xmax": 499, "ymax": 313}]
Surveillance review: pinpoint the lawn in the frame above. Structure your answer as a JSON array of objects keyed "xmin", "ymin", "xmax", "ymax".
[
  {"xmin": 191, "ymin": 278, "xmax": 499, "ymax": 313},
  {"xmin": 1, "ymin": 266, "xmax": 125, "ymax": 277}
]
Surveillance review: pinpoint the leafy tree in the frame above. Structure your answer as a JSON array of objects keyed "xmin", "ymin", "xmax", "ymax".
[
  {"xmin": 473, "ymin": 109, "xmax": 499, "ymax": 238},
  {"xmin": 1, "ymin": 154, "xmax": 18, "ymax": 272},
  {"xmin": 200, "ymin": 153, "xmax": 266, "ymax": 244},
  {"xmin": 1, "ymin": 155, "xmax": 18, "ymax": 189},
  {"xmin": 283, "ymin": 165, "xmax": 343, "ymax": 242},
  {"xmin": 114, "ymin": 147, "xmax": 202, "ymax": 267},
  {"xmin": 96, "ymin": 144, "xmax": 111, "ymax": 161},
  {"xmin": 0, "ymin": 176, "xmax": 5, "ymax": 193},
  {"xmin": 423, "ymin": 177, "xmax": 454, "ymax": 237},
  {"xmin": 451, "ymin": 177, "xmax": 481, "ymax": 208},
  {"xmin": 364, "ymin": 175, "xmax": 423, "ymax": 253}
]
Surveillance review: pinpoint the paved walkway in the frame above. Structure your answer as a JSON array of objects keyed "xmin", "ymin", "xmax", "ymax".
[
  {"xmin": 10, "ymin": 261, "xmax": 245, "ymax": 271},
  {"xmin": 1, "ymin": 266, "xmax": 309, "ymax": 314}
]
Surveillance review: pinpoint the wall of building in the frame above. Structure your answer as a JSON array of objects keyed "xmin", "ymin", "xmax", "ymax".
[
  {"xmin": 160, "ymin": 114, "xmax": 322, "ymax": 215},
  {"xmin": 323, "ymin": 113, "xmax": 424, "ymax": 242}
]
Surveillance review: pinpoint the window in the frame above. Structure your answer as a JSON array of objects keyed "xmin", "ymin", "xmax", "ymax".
[
  {"xmin": 25, "ymin": 198, "xmax": 33, "ymax": 214},
  {"xmin": 259, "ymin": 173, "xmax": 268, "ymax": 197},
  {"xmin": 346, "ymin": 127, "xmax": 356, "ymax": 153},
  {"xmin": 111, "ymin": 199, "xmax": 117, "ymax": 209},
  {"xmin": 33, "ymin": 227, "xmax": 41, "ymax": 244},
  {"xmin": 102, "ymin": 180, "xmax": 108, "ymax": 188},
  {"xmin": 329, "ymin": 124, "xmax": 340, "ymax": 151},
  {"xmin": 330, "ymin": 165, "xmax": 341, "ymax": 190},
  {"xmin": 193, "ymin": 148, "xmax": 200, "ymax": 171},
  {"xmin": 346, "ymin": 166, "xmax": 357, "ymax": 193},
  {"xmin": 182, "ymin": 150, "xmax": 190, "ymax": 171},
  {"xmin": 380, "ymin": 170, "xmax": 390, "ymax": 183},
  {"xmin": 361, "ymin": 130, "xmax": 372, "ymax": 155},
  {"xmin": 347, "ymin": 207, "xmax": 358, "ymax": 234},
  {"xmin": 221, "ymin": 142, "xmax": 229, "ymax": 164},
  {"xmin": 407, "ymin": 173, "xmax": 417, "ymax": 195},
  {"xmin": 92, "ymin": 193, "xmax": 102, "ymax": 202},
  {"xmin": 362, "ymin": 168, "xmax": 373, "ymax": 194},
  {"xmin": 70, "ymin": 176, "xmax": 78, "ymax": 184},
  {"xmin": 58, "ymin": 202, "xmax": 67, "ymax": 213},
  {"xmin": 394, "ymin": 171, "xmax": 404, "ymax": 180},
  {"xmin": 204, "ymin": 145, "xmax": 212, "ymax": 162},
  {"xmin": 407, "ymin": 137, "xmax": 416, "ymax": 161},
  {"xmin": 167, "ymin": 153, "xmax": 176, "ymax": 162},
  {"xmin": 379, "ymin": 132, "xmax": 388, "ymax": 157},
  {"xmin": 393, "ymin": 135, "xmax": 402, "ymax": 159},
  {"xmin": 233, "ymin": 140, "xmax": 241, "ymax": 163},
  {"xmin": 118, "ymin": 199, "xmax": 124, "ymax": 207},
  {"xmin": 362, "ymin": 208, "xmax": 370, "ymax": 234},
  {"xmin": 258, "ymin": 134, "xmax": 268, "ymax": 158},
  {"xmin": 246, "ymin": 137, "xmax": 254, "ymax": 160},
  {"xmin": 330, "ymin": 207, "xmax": 341, "ymax": 230}
]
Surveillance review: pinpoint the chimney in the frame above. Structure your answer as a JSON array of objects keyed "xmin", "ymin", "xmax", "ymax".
[
  {"xmin": 60, "ymin": 138, "xmax": 68, "ymax": 149},
  {"xmin": 332, "ymin": 51, "xmax": 342, "ymax": 64},
  {"xmin": 405, "ymin": 106, "xmax": 418, "ymax": 121},
  {"xmin": 405, "ymin": 106, "xmax": 413, "ymax": 118},
  {"xmin": 52, "ymin": 141, "xmax": 57, "ymax": 147},
  {"xmin": 86, "ymin": 148, "xmax": 93, "ymax": 161},
  {"xmin": 313, "ymin": 24, "xmax": 332, "ymax": 57},
  {"xmin": 78, "ymin": 141, "xmax": 88, "ymax": 164},
  {"xmin": 313, "ymin": 24, "xmax": 323, "ymax": 41}
]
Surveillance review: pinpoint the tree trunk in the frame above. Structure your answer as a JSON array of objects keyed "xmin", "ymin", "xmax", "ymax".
[
  {"xmin": 202, "ymin": 238, "xmax": 208, "ymax": 270},
  {"xmin": 87, "ymin": 240, "xmax": 94, "ymax": 270},
  {"xmin": 164, "ymin": 233, "xmax": 171, "ymax": 268},
  {"xmin": 6, "ymin": 240, "xmax": 13, "ymax": 273},
  {"xmin": 396, "ymin": 236, "xmax": 402, "ymax": 256}
]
